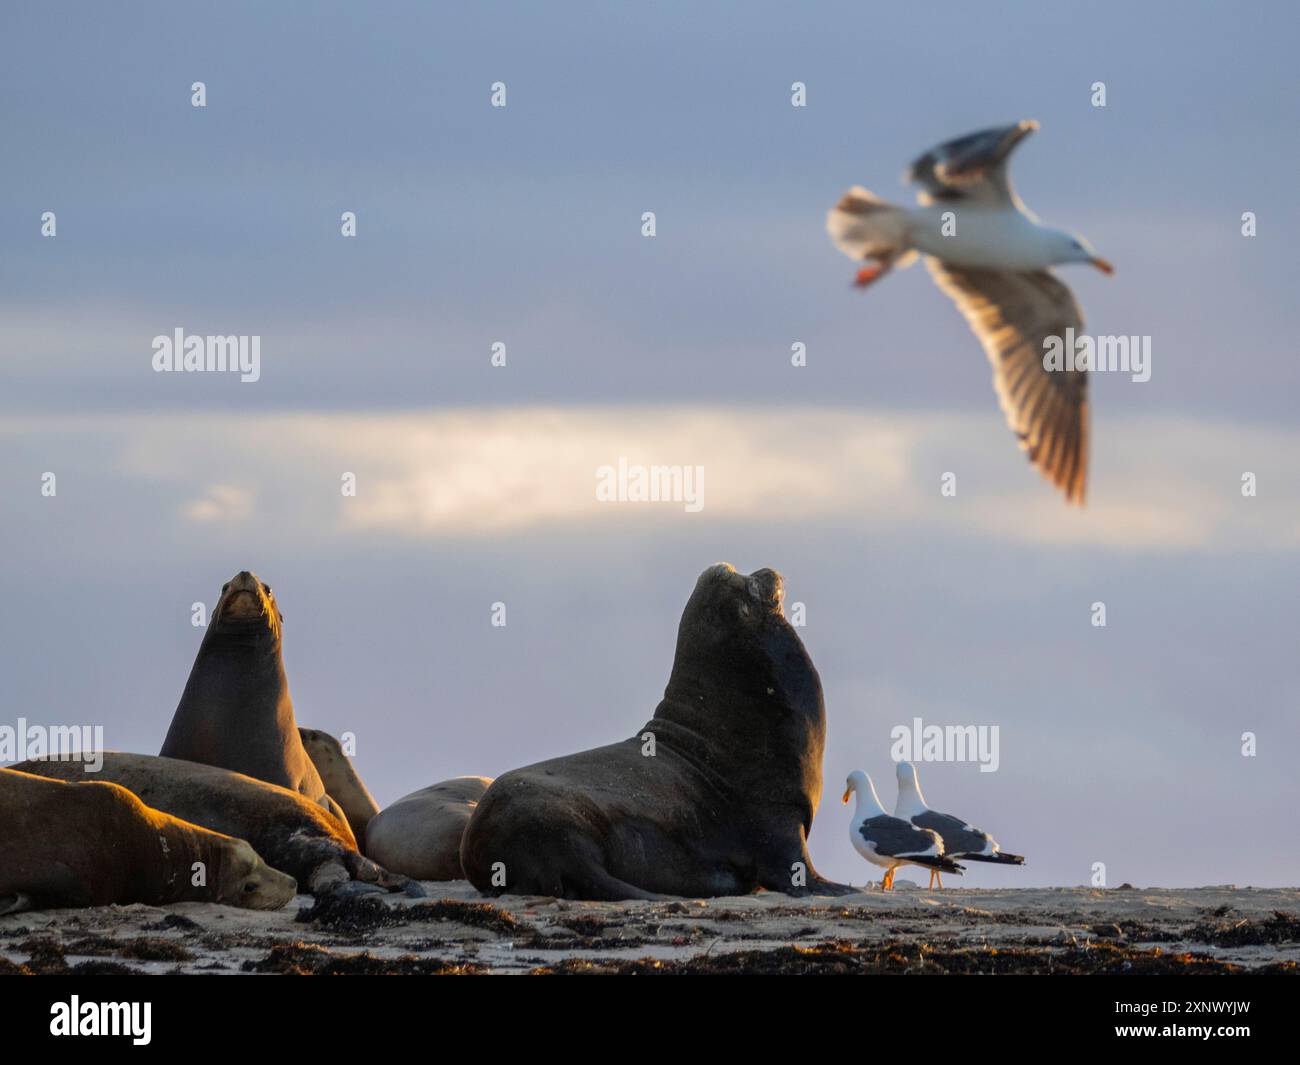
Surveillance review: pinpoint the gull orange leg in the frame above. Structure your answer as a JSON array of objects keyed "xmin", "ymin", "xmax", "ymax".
[{"xmin": 928, "ymin": 868, "xmax": 936, "ymax": 890}]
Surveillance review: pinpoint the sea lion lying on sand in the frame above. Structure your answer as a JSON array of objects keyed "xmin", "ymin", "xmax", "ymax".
[
  {"xmin": 15, "ymin": 754, "xmax": 421, "ymax": 897},
  {"xmin": 461, "ymin": 564, "xmax": 855, "ymax": 900},
  {"xmin": 365, "ymin": 777, "xmax": 492, "ymax": 880},
  {"xmin": 0, "ymin": 767, "xmax": 297, "ymax": 913}
]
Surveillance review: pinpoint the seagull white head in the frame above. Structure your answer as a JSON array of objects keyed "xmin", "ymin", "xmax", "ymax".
[
  {"xmin": 1048, "ymin": 228, "xmax": 1113, "ymax": 275},
  {"xmin": 894, "ymin": 760, "xmax": 928, "ymax": 818},
  {"xmin": 842, "ymin": 770, "xmax": 886, "ymax": 815}
]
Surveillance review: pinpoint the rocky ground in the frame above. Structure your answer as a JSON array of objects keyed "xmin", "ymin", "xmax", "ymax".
[{"xmin": 2, "ymin": 882, "xmax": 1297, "ymax": 975}]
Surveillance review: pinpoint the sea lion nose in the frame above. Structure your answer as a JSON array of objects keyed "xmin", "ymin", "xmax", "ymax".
[
  {"xmin": 747, "ymin": 568, "xmax": 784, "ymax": 606},
  {"xmin": 230, "ymin": 570, "xmax": 258, "ymax": 589}
]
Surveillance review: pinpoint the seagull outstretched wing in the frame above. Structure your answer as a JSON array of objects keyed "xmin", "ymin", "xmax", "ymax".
[
  {"xmin": 925, "ymin": 261, "xmax": 1090, "ymax": 504},
  {"xmin": 906, "ymin": 120, "xmax": 1038, "ymax": 208}
]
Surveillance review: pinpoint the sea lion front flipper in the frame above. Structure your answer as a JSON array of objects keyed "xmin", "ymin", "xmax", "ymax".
[
  {"xmin": 343, "ymin": 850, "xmax": 422, "ymax": 896},
  {"xmin": 8, "ymin": 861, "xmax": 94, "ymax": 909},
  {"xmin": 306, "ymin": 858, "xmax": 351, "ymax": 895},
  {"xmin": 802, "ymin": 878, "xmax": 860, "ymax": 897},
  {"xmin": 326, "ymin": 880, "xmax": 386, "ymax": 898}
]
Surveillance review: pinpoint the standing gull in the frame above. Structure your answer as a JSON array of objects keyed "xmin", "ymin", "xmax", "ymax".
[
  {"xmin": 826, "ymin": 120, "xmax": 1113, "ymax": 504},
  {"xmin": 842, "ymin": 770, "xmax": 963, "ymax": 890},
  {"xmin": 893, "ymin": 761, "xmax": 1025, "ymax": 889}
]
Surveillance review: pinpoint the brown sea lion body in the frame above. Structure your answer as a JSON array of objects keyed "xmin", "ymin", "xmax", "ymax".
[
  {"xmin": 0, "ymin": 767, "xmax": 297, "ymax": 913},
  {"xmin": 460, "ymin": 564, "xmax": 855, "ymax": 901},
  {"xmin": 365, "ymin": 776, "xmax": 492, "ymax": 881},
  {"xmin": 14, "ymin": 754, "xmax": 417, "ymax": 897},
  {"xmin": 160, "ymin": 571, "xmax": 328, "ymax": 804}
]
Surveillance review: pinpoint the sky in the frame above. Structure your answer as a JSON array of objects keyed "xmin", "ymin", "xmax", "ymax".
[{"xmin": 1, "ymin": 1, "xmax": 1297, "ymax": 888}]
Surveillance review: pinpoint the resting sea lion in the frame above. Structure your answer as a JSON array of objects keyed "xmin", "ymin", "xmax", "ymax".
[
  {"xmin": 160, "ymin": 571, "xmax": 331, "ymax": 809},
  {"xmin": 365, "ymin": 776, "xmax": 492, "ymax": 881},
  {"xmin": 299, "ymin": 728, "xmax": 381, "ymax": 848},
  {"xmin": 15, "ymin": 754, "xmax": 419, "ymax": 897},
  {"xmin": 460, "ymin": 564, "xmax": 855, "ymax": 900},
  {"xmin": 0, "ymin": 767, "xmax": 297, "ymax": 913}
]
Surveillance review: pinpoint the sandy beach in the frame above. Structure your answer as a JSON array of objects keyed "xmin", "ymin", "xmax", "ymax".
[{"xmin": 4, "ymin": 882, "xmax": 1296, "ymax": 975}]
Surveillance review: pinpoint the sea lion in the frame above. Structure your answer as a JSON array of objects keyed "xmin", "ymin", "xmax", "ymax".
[
  {"xmin": 15, "ymin": 754, "xmax": 419, "ymax": 897},
  {"xmin": 365, "ymin": 777, "xmax": 492, "ymax": 881},
  {"xmin": 299, "ymin": 728, "xmax": 381, "ymax": 848},
  {"xmin": 160, "ymin": 571, "xmax": 329, "ymax": 807},
  {"xmin": 460, "ymin": 564, "xmax": 855, "ymax": 900},
  {"xmin": 0, "ymin": 767, "xmax": 297, "ymax": 913}
]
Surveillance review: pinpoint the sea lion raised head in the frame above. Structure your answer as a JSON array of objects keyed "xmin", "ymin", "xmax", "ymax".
[
  {"xmin": 666, "ymin": 563, "xmax": 812, "ymax": 708},
  {"xmin": 669, "ymin": 564, "xmax": 786, "ymax": 679},
  {"xmin": 160, "ymin": 570, "xmax": 329, "ymax": 805},
  {"xmin": 658, "ymin": 562, "xmax": 825, "ymax": 824},
  {"xmin": 210, "ymin": 570, "xmax": 282, "ymax": 642},
  {"xmin": 460, "ymin": 563, "xmax": 853, "ymax": 901}
]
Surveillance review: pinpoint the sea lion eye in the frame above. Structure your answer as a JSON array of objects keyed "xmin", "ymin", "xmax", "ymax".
[
  {"xmin": 243, "ymin": 881, "xmax": 257, "ymax": 893},
  {"xmin": 263, "ymin": 584, "xmax": 271, "ymax": 595},
  {"xmin": 222, "ymin": 583, "xmax": 230, "ymax": 592}
]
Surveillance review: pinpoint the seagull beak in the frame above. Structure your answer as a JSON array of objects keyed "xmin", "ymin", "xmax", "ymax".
[
  {"xmin": 841, "ymin": 789, "xmax": 852, "ymax": 804},
  {"xmin": 1090, "ymin": 256, "xmax": 1114, "ymax": 276}
]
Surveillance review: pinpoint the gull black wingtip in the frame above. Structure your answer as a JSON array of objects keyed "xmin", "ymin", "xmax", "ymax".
[{"xmin": 962, "ymin": 852, "xmax": 1026, "ymax": 866}]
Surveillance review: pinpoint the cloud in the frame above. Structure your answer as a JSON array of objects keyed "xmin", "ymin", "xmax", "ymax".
[
  {"xmin": 182, "ymin": 483, "xmax": 255, "ymax": 523},
  {"xmin": 3, "ymin": 406, "xmax": 1295, "ymax": 551}
]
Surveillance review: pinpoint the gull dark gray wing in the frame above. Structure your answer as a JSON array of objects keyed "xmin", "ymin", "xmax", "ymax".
[
  {"xmin": 906, "ymin": 120, "xmax": 1038, "ymax": 206},
  {"xmin": 860, "ymin": 814, "xmax": 943, "ymax": 859},
  {"xmin": 913, "ymin": 809, "xmax": 993, "ymax": 856},
  {"xmin": 924, "ymin": 261, "xmax": 1089, "ymax": 503}
]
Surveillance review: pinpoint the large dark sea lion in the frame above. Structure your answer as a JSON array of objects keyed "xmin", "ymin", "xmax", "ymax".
[
  {"xmin": 299, "ymin": 727, "xmax": 380, "ymax": 848},
  {"xmin": 365, "ymin": 776, "xmax": 492, "ymax": 881},
  {"xmin": 160, "ymin": 571, "xmax": 329, "ymax": 807},
  {"xmin": 0, "ymin": 768, "xmax": 297, "ymax": 913},
  {"xmin": 15, "ymin": 754, "xmax": 419, "ymax": 897},
  {"xmin": 460, "ymin": 564, "xmax": 854, "ymax": 900}
]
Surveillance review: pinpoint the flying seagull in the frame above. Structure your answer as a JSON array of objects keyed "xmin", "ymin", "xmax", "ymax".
[
  {"xmin": 842, "ymin": 770, "xmax": 963, "ymax": 890},
  {"xmin": 893, "ymin": 761, "xmax": 1025, "ymax": 889},
  {"xmin": 826, "ymin": 120, "xmax": 1113, "ymax": 504}
]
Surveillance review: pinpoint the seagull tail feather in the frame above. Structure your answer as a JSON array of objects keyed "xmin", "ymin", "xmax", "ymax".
[
  {"xmin": 910, "ymin": 856, "xmax": 965, "ymax": 874},
  {"xmin": 826, "ymin": 186, "xmax": 913, "ymax": 267},
  {"xmin": 961, "ymin": 852, "xmax": 1025, "ymax": 865}
]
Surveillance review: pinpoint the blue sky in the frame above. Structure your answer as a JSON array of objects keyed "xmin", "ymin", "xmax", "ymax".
[{"xmin": 1, "ymin": 1, "xmax": 1297, "ymax": 887}]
